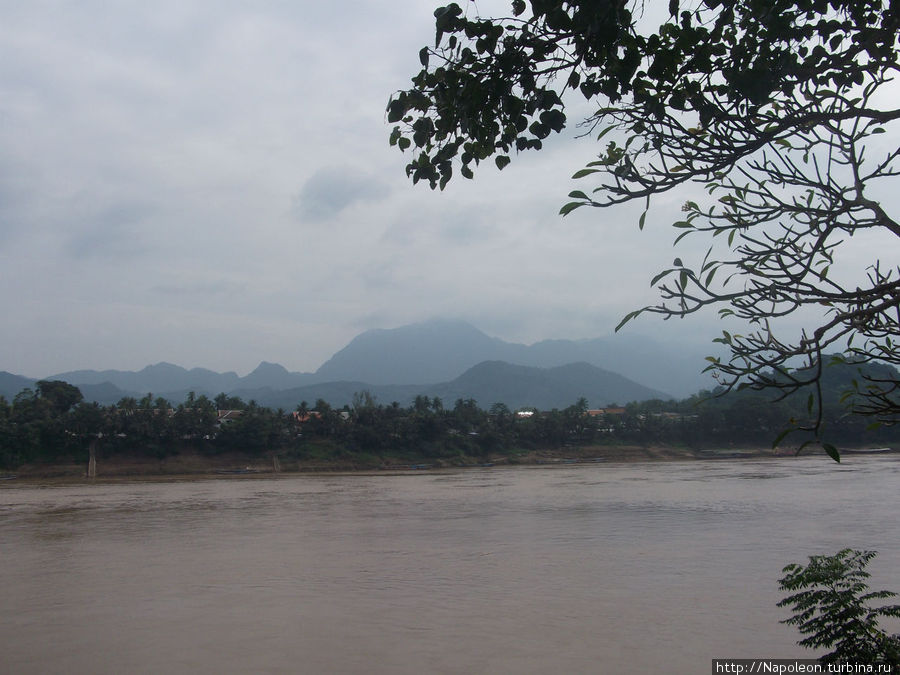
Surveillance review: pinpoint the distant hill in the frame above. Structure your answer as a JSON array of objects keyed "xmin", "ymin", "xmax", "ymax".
[
  {"xmin": 234, "ymin": 361, "xmax": 670, "ymax": 410},
  {"xmin": 0, "ymin": 372, "xmax": 36, "ymax": 400},
  {"xmin": 238, "ymin": 361, "xmax": 316, "ymax": 390},
  {"xmin": 8, "ymin": 335, "xmax": 899, "ymax": 415},
  {"xmin": 48, "ymin": 362, "xmax": 244, "ymax": 394},
  {"xmin": 45, "ymin": 361, "xmax": 316, "ymax": 398},
  {"xmin": 424, "ymin": 361, "xmax": 670, "ymax": 410},
  {"xmin": 35, "ymin": 319, "xmax": 708, "ymax": 398},
  {"xmin": 6, "ymin": 318, "xmax": 715, "ymax": 408},
  {"xmin": 314, "ymin": 318, "xmax": 713, "ymax": 395},
  {"xmin": 314, "ymin": 319, "xmax": 515, "ymax": 385}
]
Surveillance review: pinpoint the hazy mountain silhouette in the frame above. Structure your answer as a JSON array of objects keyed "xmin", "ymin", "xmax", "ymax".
[
  {"xmin": 239, "ymin": 362, "xmax": 316, "ymax": 390},
  {"xmin": 8, "ymin": 318, "xmax": 716, "ymax": 407},
  {"xmin": 314, "ymin": 318, "xmax": 712, "ymax": 395},
  {"xmin": 234, "ymin": 360, "xmax": 669, "ymax": 410},
  {"xmin": 0, "ymin": 371, "xmax": 36, "ymax": 400},
  {"xmin": 314, "ymin": 319, "xmax": 515, "ymax": 385},
  {"xmin": 48, "ymin": 362, "xmax": 243, "ymax": 395},
  {"xmin": 425, "ymin": 361, "xmax": 669, "ymax": 410}
]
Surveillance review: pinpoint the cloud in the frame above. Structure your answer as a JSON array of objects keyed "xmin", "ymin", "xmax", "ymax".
[
  {"xmin": 151, "ymin": 279, "xmax": 245, "ymax": 297},
  {"xmin": 63, "ymin": 200, "xmax": 158, "ymax": 259},
  {"xmin": 2, "ymin": 0, "xmax": 838, "ymax": 381},
  {"xmin": 292, "ymin": 166, "xmax": 390, "ymax": 223}
]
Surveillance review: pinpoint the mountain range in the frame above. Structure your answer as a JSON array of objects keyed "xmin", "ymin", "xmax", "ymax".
[{"xmin": 1, "ymin": 319, "xmax": 718, "ymax": 409}]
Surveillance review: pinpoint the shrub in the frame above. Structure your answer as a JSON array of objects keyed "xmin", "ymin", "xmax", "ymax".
[{"xmin": 778, "ymin": 549, "xmax": 900, "ymax": 667}]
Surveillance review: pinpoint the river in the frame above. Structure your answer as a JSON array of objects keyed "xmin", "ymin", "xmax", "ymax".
[{"xmin": 2, "ymin": 456, "xmax": 898, "ymax": 674}]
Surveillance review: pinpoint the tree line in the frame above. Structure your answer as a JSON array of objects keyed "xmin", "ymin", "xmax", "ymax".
[{"xmin": 3, "ymin": 364, "xmax": 899, "ymax": 470}]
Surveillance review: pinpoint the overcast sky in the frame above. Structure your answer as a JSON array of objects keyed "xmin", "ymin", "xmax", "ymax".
[{"xmin": 1, "ymin": 1, "xmax": 894, "ymax": 378}]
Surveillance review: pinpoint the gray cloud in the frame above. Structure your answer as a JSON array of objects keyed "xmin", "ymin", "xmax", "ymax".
[
  {"xmin": 63, "ymin": 201, "xmax": 157, "ymax": 259},
  {"xmin": 292, "ymin": 166, "xmax": 390, "ymax": 222},
  {"xmin": 0, "ymin": 0, "xmax": 848, "ymax": 379},
  {"xmin": 151, "ymin": 279, "xmax": 245, "ymax": 297}
]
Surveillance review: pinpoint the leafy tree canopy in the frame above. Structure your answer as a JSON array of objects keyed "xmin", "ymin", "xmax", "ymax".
[
  {"xmin": 389, "ymin": 0, "xmax": 900, "ymax": 449},
  {"xmin": 35, "ymin": 380, "xmax": 84, "ymax": 416}
]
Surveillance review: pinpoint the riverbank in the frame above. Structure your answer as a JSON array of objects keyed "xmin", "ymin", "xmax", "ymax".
[{"xmin": 2, "ymin": 442, "xmax": 872, "ymax": 481}]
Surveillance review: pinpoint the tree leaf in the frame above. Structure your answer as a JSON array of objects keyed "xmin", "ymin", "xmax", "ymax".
[
  {"xmin": 559, "ymin": 202, "xmax": 584, "ymax": 216},
  {"xmin": 615, "ymin": 310, "xmax": 641, "ymax": 332},
  {"xmin": 772, "ymin": 427, "xmax": 792, "ymax": 448},
  {"xmin": 650, "ymin": 269, "xmax": 673, "ymax": 286},
  {"xmin": 822, "ymin": 443, "xmax": 841, "ymax": 463},
  {"xmin": 572, "ymin": 168, "xmax": 599, "ymax": 179}
]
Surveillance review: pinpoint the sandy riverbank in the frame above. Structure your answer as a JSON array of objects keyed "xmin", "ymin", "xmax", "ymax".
[{"xmin": 0, "ymin": 443, "xmax": 829, "ymax": 482}]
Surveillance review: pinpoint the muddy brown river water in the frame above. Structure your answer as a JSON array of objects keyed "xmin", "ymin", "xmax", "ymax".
[{"xmin": 2, "ymin": 456, "xmax": 898, "ymax": 674}]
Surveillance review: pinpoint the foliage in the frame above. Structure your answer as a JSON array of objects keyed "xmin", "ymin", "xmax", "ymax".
[
  {"xmin": 388, "ymin": 0, "xmax": 900, "ymax": 455},
  {"xmin": 779, "ymin": 549, "xmax": 900, "ymax": 667},
  {"xmin": 35, "ymin": 380, "xmax": 84, "ymax": 416},
  {"xmin": 5, "ymin": 372, "xmax": 900, "ymax": 469}
]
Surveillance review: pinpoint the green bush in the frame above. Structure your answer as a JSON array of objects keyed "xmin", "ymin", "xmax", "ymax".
[{"xmin": 778, "ymin": 549, "xmax": 900, "ymax": 667}]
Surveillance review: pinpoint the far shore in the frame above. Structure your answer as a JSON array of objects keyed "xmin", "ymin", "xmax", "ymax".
[{"xmin": 4, "ymin": 444, "xmax": 894, "ymax": 483}]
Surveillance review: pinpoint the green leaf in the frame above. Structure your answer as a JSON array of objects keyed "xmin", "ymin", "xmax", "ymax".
[
  {"xmin": 386, "ymin": 98, "xmax": 406, "ymax": 124},
  {"xmin": 674, "ymin": 230, "xmax": 692, "ymax": 245},
  {"xmin": 568, "ymin": 190, "xmax": 589, "ymax": 200},
  {"xmin": 650, "ymin": 269, "xmax": 672, "ymax": 286},
  {"xmin": 772, "ymin": 427, "xmax": 792, "ymax": 448},
  {"xmin": 495, "ymin": 155, "xmax": 511, "ymax": 170},
  {"xmin": 638, "ymin": 210, "xmax": 647, "ymax": 230},
  {"xmin": 615, "ymin": 310, "xmax": 641, "ymax": 332},
  {"xmin": 397, "ymin": 137, "xmax": 411, "ymax": 151},
  {"xmin": 559, "ymin": 202, "xmax": 583, "ymax": 216},
  {"xmin": 572, "ymin": 168, "xmax": 599, "ymax": 179},
  {"xmin": 822, "ymin": 443, "xmax": 841, "ymax": 463},
  {"xmin": 795, "ymin": 440, "xmax": 813, "ymax": 456}
]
